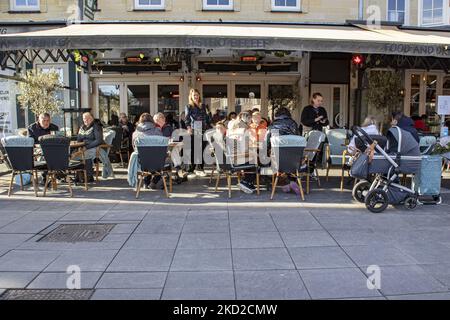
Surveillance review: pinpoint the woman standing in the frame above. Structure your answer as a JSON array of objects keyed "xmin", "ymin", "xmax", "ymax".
[
  {"xmin": 184, "ymin": 88, "xmax": 212, "ymax": 177},
  {"xmin": 301, "ymin": 92, "xmax": 329, "ymax": 132}
]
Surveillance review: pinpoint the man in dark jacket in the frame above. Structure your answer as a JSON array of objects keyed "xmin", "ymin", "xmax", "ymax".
[
  {"xmin": 28, "ymin": 113, "xmax": 59, "ymax": 143},
  {"xmin": 77, "ymin": 112, "xmax": 104, "ymax": 181},
  {"xmin": 392, "ymin": 111, "xmax": 420, "ymax": 143},
  {"xmin": 267, "ymin": 107, "xmax": 299, "ymax": 137},
  {"xmin": 153, "ymin": 112, "xmax": 174, "ymax": 138}
]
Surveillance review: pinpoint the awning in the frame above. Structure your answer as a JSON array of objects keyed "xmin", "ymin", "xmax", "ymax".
[{"xmin": 1, "ymin": 23, "xmax": 450, "ymax": 58}]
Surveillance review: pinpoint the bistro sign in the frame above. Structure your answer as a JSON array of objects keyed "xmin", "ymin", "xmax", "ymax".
[{"xmin": 384, "ymin": 43, "xmax": 450, "ymax": 56}]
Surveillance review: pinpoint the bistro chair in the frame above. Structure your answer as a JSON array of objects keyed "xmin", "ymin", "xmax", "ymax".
[
  {"xmin": 301, "ymin": 130, "xmax": 326, "ymax": 194},
  {"xmin": 135, "ymin": 135, "xmax": 172, "ymax": 199},
  {"xmin": 419, "ymin": 135, "xmax": 437, "ymax": 154},
  {"xmin": 94, "ymin": 129, "xmax": 116, "ymax": 181},
  {"xmin": 270, "ymin": 135, "xmax": 307, "ymax": 201},
  {"xmin": 212, "ymin": 137, "xmax": 260, "ymax": 199},
  {"xmin": 325, "ymin": 128, "xmax": 352, "ymax": 191},
  {"xmin": 1, "ymin": 136, "xmax": 42, "ymax": 197},
  {"xmin": 108, "ymin": 127, "xmax": 130, "ymax": 168},
  {"xmin": 39, "ymin": 135, "xmax": 88, "ymax": 197}
]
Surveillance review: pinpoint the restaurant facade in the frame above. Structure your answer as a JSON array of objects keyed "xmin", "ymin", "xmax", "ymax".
[{"xmin": 1, "ymin": 0, "xmax": 450, "ymax": 135}]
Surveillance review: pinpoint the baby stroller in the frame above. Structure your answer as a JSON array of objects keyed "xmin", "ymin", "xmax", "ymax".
[{"xmin": 350, "ymin": 126, "xmax": 422, "ymax": 213}]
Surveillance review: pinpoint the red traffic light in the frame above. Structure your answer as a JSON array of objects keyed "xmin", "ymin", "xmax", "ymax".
[{"xmin": 352, "ymin": 55, "xmax": 364, "ymax": 66}]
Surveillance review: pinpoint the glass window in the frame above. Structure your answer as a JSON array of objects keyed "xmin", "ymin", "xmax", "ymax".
[
  {"xmin": 99, "ymin": 85, "xmax": 121, "ymax": 127},
  {"xmin": 425, "ymin": 75, "xmax": 437, "ymax": 116},
  {"xmin": 158, "ymin": 85, "xmax": 179, "ymax": 119},
  {"xmin": 203, "ymin": 85, "xmax": 228, "ymax": 124},
  {"xmin": 410, "ymin": 74, "xmax": 421, "ymax": 117},
  {"xmin": 127, "ymin": 85, "xmax": 150, "ymax": 125},
  {"xmin": 268, "ymin": 85, "xmax": 294, "ymax": 121},
  {"xmin": 387, "ymin": 0, "xmax": 406, "ymax": 24},
  {"xmin": 135, "ymin": 0, "xmax": 164, "ymax": 10},
  {"xmin": 272, "ymin": 0, "xmax": 300, "ymax": 11},
  {"xmin": 235, "ymin": 85, "xmax": 261, "ymax": 115},
  {"xmin": 203, "ymin": 0, "xmax": 233, "ymax": 10},
  {"xmin": 11, "ymin": 0, "xmax": 39, "ymax": 10},
  {"xmin": 421, "ymin": 0, "xmax": 444, "ymax": 25}
]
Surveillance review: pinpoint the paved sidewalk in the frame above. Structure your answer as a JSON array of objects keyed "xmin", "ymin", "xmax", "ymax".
[{"xmin": 0, "ymin": 168, "xmax": 450, "ymax": 300}]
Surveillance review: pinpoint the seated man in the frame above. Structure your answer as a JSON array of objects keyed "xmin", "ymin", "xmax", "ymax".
[
  {"xmin": 28, "ymin": 113, "xmax": 59, "ymax": 144},
  {"xmin": 76, "ymin": 112, "xmax": 104, "ymax": 182}
]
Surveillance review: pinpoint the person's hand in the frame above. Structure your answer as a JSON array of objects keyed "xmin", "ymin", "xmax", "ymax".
[
  {"xmin": 187, "ymin": 127, "xmax": 193, "ymax": 135},
  {"xmin": 315, "ymin": 115, "xmax": 323, "ymax": 122},
  {"xmin": 320, "ymin": 118, "xmax": 328, "ymax": 124}
]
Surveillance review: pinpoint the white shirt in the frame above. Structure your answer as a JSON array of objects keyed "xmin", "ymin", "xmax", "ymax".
[{"xmin": 347, "ymin": 124, "xmax": 380, "ymax": 154}]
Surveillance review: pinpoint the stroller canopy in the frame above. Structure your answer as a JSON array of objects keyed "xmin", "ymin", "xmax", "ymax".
[{"xmin": 386, "ymin": 126, "xmax": 420, "ymax": 156}]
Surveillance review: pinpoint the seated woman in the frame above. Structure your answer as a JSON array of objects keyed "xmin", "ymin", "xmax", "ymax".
[
  {"xmin": 347, "ymin": 116, "xmax": 380, "ymax": 155},
  {"xmin": 249, "ymin": 111, "xmax": 268, "ymax": 145},
  {"xmin": 76, "ymin": 112, "xmax": 104, "ymax": 182},
  {"xmin": 132, "ymin": 113, "xmax": 162, "ymax": 148}
]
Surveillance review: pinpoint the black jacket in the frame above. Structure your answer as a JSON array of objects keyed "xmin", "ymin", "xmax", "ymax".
[
  {"xmin": 265, "ymin": 115, "xmax": 300, "ymax": 149},
  {"xmin": 397, "ymin": 115, "xmax": 420, "ymax": 143},
  {"xmin": 301, "ymin": 105, "xmax": 329, "ymax": 131},
  {"xmin": 28, "ymin": 122, "xmax": 59, "ymax": 143},
  {"xmin": 184, "ymin": 104, "xmax": 212, "ymax": 132},
  {"xmin": 77, "ymin": 121, "xmax": 104, "ymax": 150},
  {"xmin": 268, "ymin": 115, "xmax": 300, "ymax": 136}
]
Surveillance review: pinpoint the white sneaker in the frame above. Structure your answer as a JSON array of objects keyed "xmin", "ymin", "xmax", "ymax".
[
  {"xmin": 238, "ymin": 181, "xmax": 255, "ymax": 194},
  {"xmin": 187, "ymin": 172, "xmax": 197, "ymax": 179},
  {"xmin": 195, "ymin": 170, "xmax": 207, "ymax": 177}
]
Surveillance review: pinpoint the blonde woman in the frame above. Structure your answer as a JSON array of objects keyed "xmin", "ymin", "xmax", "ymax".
[
  {"xmin": 347, "ymin": 116, "xmax": 380, "ymax": 155},
  {"xmin": 184, "ymin": 88, "xmax": 212, "ymax": 177}
]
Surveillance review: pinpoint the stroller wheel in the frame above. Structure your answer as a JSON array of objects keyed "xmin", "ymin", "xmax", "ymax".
[
  {"xmin": 404, "ymin": 196, "xmax": 418, "ymax": 210},
  {"xmin": 365, "ymin": 189, "xmax": 388, "ymax": 213},
  {"xmin": 352, "ymin": 181, "xmax": 371, "ymax": 203}
]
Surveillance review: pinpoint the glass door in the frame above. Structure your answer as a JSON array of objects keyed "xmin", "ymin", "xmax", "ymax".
[
  {"xmin": 203, "ymin": 84, "xmax": 228, "ymax": 124},
  {"xmin": 98, "ymin": 84, "xmax": 121, "ymax": 126},
  {"xmin": 157, "ymin": 85, "xmax": 180, "ymax": 119},
  {"xmin": 409, "ymin": 73, "xmax": 421, "ymax": 117},
  {"xmin": 235, "ymin": 84, "xmax": 261, "ymax": 114},
  {"xmin": 268, "ymin": 84, "xmax": 294, "ymax": 121},
  {"xmin": 127, "ymin": 85, "xmax": 150, "ymax": 125}
]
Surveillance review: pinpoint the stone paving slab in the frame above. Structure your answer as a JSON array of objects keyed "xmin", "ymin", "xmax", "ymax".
[
  {"xmin": 43, "ymin": 250, "xmax": 118, "ymax": 272},
  {"xmin": 289, "ymin": 246, "xmax": 357, "ymax": 269},
  {"xmin": 232, "ymin": 248, "xmax": 295, "ymax": 271},
  {"xmin": 0, "ymin": 272, "xmax": 38, "ymax": 288},
  {"xmin": 0, "ymin": 250, "xmax": 61, "ymax": 272},
  {"xmin": 231, "ymin": 232, "xmax": 284, "ymax": 249},
  {"xmin": 107, "ymin": 249, "xmax": 174, "ymax": 272},
  {"xmin": 27, "ymin": 272, "xmax": 102, "ymax": 289},
  {"xmin": 376, "ymin": 265, "xmax": 448, "ymax": 296},
  {"xmin": 299, "ymin": 268, "xmax": 383, "ymax": 299},
  {"xmin": 91, "ymin": 288, "xmax": 162, "ymax": 300},
  {"xmin": 96, "ymin": 272, "xmax": 167, "ymax": 289},
  {"xmin": 171, "ymin": 249, "xmax": 232, "ymax": 271},
  {"xmin": 235, "ymin": 270, "xmax": 310, "ymax": 300}
]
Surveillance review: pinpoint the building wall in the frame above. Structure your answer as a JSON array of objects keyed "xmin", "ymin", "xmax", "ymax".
[
  {"xmin": 93, "ymin": 0, "xmax": 359, "ymax": 23},
  {"xmin": 0, "ymin": 0, "xmax": 78, "ymax": 22}
]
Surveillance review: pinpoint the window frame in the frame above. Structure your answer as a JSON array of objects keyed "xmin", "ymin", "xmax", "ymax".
[
  {"xmin": 10, "ymin": 0, "xmax": 40, "ymax": 11},
  {"xmin": 134, "ymin": 0, "xmax": 165, "ymax": 10},
  {"xmin": 202, "ymin": 0, "xmax": 234, "ymax": 11},
  {"xmin": 386, "ymin": 0, "xmax": 409, "ymax": 25},
  {"xmin": 419, "ymin": 0, "xmax": 447, "ymax": 26},
  {"xmin": 271, "ymin": 0, "xmax": 301, "ymax": 12}
]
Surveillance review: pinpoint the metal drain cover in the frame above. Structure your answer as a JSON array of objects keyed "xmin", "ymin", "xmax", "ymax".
[
  {"xmin": 39, "ymin": 224, "xmax": 116, "ymax": 243},
  {"xmin": 0, "ymin": 289, "xmax": 94, "ymax": 300}
]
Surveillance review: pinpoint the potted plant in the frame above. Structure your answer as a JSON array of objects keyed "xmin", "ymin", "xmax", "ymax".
[
  {"xmin": 17, "ymin": 69, "xmax": 64, "ymax": 120},
  {"xmin": 366, "ymin": 70, "xmax": 403, "ymax": 132}
]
